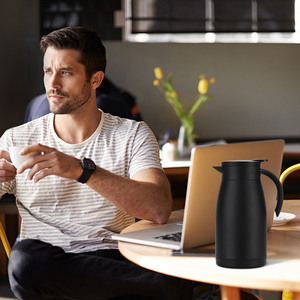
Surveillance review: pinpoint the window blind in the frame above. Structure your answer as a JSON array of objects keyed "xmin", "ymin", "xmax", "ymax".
[{"xmin": 129, "ymin": 0, "xmax": 295, "ymax": 34}]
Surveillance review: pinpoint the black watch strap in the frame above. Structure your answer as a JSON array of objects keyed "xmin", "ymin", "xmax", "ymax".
[{"xmin": 76, "ymin": 158, "xmax": 96, "ymax": 184}]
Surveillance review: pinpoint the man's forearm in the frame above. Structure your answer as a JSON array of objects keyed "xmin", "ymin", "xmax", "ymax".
[{"xmin": 86, "ymin": 167, "xmax": 172, "ymax": 224}]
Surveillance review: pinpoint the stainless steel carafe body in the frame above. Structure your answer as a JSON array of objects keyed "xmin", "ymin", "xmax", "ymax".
[{"xmin": 214, "ymin": 160, "xmax": 283, "ymax": 268}]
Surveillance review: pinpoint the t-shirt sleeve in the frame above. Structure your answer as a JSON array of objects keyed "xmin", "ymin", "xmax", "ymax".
[{"xmin": 128, "ymin": 122, "xmax": 162, "ymax": 178}]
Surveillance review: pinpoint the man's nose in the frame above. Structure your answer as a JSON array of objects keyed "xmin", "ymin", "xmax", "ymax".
[{"xmin": 49, "ymin": 73, "xmax": 62, "ymax": 89}]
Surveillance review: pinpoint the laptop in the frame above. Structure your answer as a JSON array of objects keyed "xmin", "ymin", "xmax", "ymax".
[{"xmin": 111, "ymin": 139, "xmax": 285, "ymax": 252}]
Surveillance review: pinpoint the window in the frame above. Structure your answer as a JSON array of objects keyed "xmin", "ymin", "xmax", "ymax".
[
  {"xmin": 125, "ymin": 0, "xmax": 300, "ymax": 43},
  {"xmin": 40, "ymin": 0, "xmax": 122, "ymax": 40}
]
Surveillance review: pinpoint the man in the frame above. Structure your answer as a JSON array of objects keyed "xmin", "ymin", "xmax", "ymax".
[{"xmin": 0, "ymin": 27, "xmax": 198, "ymax": 299}]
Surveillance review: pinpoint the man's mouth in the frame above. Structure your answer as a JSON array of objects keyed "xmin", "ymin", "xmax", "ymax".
[
  {"xmin": 48, "ymin": 91, "xmax": 69, "ymax": 100},
  {"xmin": 49, "ymin": 94, "xmax": 64, "ymax": 99}
]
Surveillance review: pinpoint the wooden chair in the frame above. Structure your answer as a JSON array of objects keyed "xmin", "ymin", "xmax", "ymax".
[
  {"xmin": 0, "ymin": 194, "xmax": 19, "ymax": 260},
  {"xmin": 280, "ymin": 163, "xmax": 300, "ymax": 185},
  {"xmin": 0, "ymin": 220, "xmax": 11, "ymax": 258},
  {"xmin": 280, "ymin": 163, "xmax": 300, "ymax": 300}
]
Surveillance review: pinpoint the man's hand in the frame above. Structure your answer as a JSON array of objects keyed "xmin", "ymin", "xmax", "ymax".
[
  {"xmin": 17, "ymin": 143, "xmax": 82, "ymax": 183},
  {"xmin": 0, "ymin": 150, "xmax": 17, "ymax": 183}
]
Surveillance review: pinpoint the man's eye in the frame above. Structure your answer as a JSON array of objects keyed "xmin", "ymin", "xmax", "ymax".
[
  {"xmin": 44, "ymin": 70, "xmax": 51, "ymax": 74},
  {"xmin": 62, "ymin": 71, "xmax": 71, "ymax": 75}
]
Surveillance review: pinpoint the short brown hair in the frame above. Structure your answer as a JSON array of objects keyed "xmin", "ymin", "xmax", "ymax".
[{"xmin": 40, "ymin": 27, "xmax": 106, "ymax": 80}]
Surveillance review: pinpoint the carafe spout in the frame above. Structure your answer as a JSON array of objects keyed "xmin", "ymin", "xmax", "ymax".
[{"xmin": 213, "ymin": 166, "xmax": 223, "ymax": 173}]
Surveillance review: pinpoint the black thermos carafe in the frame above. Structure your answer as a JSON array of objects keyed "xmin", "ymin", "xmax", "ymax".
[{"xmin": 213, "ymin": 160, "xmax": 283, "ymax": 268}]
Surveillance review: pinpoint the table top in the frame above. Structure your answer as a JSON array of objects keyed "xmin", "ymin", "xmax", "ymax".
[
  {"xmin": 161, "ymin": 159, "xmax": 191, "ymax": 169},
  {"xmin": 118, "ymin": 200, "xmax": 300, "ymax": 292},
  {"xmin": 161, "ymin": 143, "xmax": 300, "ymax": 167}
]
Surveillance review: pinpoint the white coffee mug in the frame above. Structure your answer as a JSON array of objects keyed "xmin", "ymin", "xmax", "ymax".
[{"xmin": 9, "ymin": 146, "xmax": 39, "ymax": 168}]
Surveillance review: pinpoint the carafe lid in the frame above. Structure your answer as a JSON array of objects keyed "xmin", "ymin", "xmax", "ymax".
[{"xmin": 221, "ymin": 159, "xmax": 267, "ymax": 167}]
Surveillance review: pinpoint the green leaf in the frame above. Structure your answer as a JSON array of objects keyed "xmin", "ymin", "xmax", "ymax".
[
  {"xmin": 167, "ymin": 73, "xmax": 173, "ymax": 85},
  {"xmin": 163, "ymin": 82, "xmax": 174, "ymax": 92}
]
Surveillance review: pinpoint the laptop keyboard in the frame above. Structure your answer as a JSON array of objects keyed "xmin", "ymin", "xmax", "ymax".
[{"xmin": 155, "ymin": 232, "xmax": 182, "ymax": 242}]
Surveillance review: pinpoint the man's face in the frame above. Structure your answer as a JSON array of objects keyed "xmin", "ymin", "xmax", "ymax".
[{"xmin": 43, "ymin": 47, "xmax": 92, "ymax": 114}]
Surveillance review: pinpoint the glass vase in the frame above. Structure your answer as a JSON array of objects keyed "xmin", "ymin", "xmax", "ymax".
[{"xmin": 177, "ymin": 125, "xmax": 195, "ymax": 158}]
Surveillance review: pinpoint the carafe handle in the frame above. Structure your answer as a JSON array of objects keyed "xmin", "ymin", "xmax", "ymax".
[{"xmin": 261, "ymin": 169, "xmax": 283, "ymax": 216}]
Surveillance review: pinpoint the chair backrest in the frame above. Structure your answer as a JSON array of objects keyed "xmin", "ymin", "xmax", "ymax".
[
  {"xmin": 0, "ymin": 221, "xmax": 11, "ymax": 258},
  {"xmin": 280, "ymin": 163, "xmax": 300, "ymax": 185}
]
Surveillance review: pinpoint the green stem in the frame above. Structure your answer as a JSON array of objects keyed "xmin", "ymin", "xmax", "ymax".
[
  {"xmin": 180, "ymin": 115, "xmax": 195, "ymax": 149},
  {"xmin": 188, "ymin": 94, "xmax": 211, "ymax": 117},
  {"xmin": 165, "ymin": 95, "xmax": 186, "ymax": 120}
]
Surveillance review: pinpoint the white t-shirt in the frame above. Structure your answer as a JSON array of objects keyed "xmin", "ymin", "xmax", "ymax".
[{"xmin": 0, "ymin": 111, "xmax": 162, "ymax": 253}]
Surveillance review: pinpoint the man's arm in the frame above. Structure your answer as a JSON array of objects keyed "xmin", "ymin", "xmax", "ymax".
[
  {"xmin": 17, "ymin": 144, "xmax": 172, "ymax": 224},
  {"xmin": 87, "ymin": 167, "xmax": 172, "ymax": 224}
]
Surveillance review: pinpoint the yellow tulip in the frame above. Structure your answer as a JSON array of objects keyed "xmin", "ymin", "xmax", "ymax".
[
  {"xmin": 153, "ymin": 79, "xmax": 160, "ymax": 86},
  {"xmin": 154, "ymin": 67, "xmax": 163, "ymax": 80},
  {"xmin": 170, "ymin": 91, "xmax": 177, "ymax": 98},
  {"xmin": 198, "ymin": 78, "xmax": 208, "ymax": 94}
]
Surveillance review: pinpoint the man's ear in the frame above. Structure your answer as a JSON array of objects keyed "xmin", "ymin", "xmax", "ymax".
[{"xmin": 91, "ymin": 71, "xmax": 104, "ymax": 90}]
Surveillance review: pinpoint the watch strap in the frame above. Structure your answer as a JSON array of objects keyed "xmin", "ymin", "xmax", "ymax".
[{"xmin": 76, "ymin": 158, "xmax": 96, "ymax": 184}]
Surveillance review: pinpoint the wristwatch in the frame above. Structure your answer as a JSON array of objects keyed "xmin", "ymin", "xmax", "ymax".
[{"xmin": 76, "ymin": 158, "xmax": 96, "ymax": 184}]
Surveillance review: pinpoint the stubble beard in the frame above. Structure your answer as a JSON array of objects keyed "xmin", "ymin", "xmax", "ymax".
[{"xmin": 48, "ymin": 81, "xmax": 92, "ymax": 115}]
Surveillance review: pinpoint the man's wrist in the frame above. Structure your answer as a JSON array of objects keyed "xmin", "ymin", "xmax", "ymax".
[{"xmin": 76, "ymin": 158, "xmax": 96, "ymax": 184}]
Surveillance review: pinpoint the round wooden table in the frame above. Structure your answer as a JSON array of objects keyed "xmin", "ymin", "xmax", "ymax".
[{"xmin": 118, "ymin": 201, "xmax": 300, "ymax": 300}]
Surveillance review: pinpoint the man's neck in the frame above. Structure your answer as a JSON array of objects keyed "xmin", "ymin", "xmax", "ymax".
[{"xmin": 53, "ymin": 109, "xmax": 101, "ymax": 144}]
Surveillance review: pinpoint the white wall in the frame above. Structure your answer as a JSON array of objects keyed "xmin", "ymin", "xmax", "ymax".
[{"xmin": 104, "ymin": 42, "xmax": 300, "ymax": 141}]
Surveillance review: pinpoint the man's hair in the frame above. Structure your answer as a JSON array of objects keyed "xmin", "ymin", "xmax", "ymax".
[{"xmin": 40, "ymin": 27, "xmax": 106, "ymax": 80}]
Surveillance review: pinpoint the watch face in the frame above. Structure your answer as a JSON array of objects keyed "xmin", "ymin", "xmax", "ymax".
[
  {"xmin": 83, "ymin": 158, "xmax": 96, "ymax": 170},
  {"xmin": 77, "ymin": 158, "xmax": 96, "ymax": 184}
]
